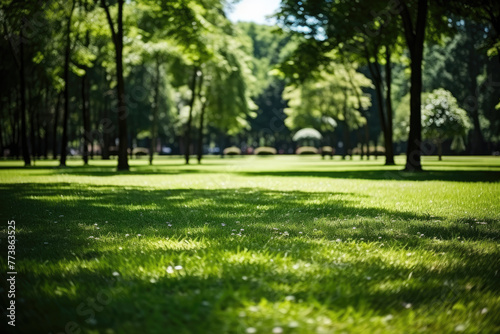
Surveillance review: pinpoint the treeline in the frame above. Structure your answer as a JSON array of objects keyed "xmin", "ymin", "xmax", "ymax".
[
  {"xmin": 0, "ymin": 0, "xmax": 258, "ymax": 170},
  {"xmin": 277, "ymin": 0, "xmax": 500, "ymax": 170},
  {"xmin": 1, "ymin": 0, "xmax": 499, "ymax": 172}
]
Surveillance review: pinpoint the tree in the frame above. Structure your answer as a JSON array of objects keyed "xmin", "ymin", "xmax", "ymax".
[
  {"xmin": 276, "ymin": 0, "xmax": 399, "ymax": 165},
  {"xmin": 283, "ymin": 62, "xmax": 372, "ymax": 157},
  {"xmin": 60, "ymin": 0, "xmax": 76, "ymax": 167},
  {"xmin": 100, "ymin": 0, "xmax": 128, "ymax": 171},
  {"xmin": 421, "ymin": 89, "xmax": 471, "ymax": 160},
  {"xmin": 396, "ymin": 0, "xmax": 429, "ymax": 171}
]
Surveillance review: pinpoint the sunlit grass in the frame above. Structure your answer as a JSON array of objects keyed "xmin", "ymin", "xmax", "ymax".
[{"xmin": 0, "ymin": 156, "xmax": 499, "ymax": 333}]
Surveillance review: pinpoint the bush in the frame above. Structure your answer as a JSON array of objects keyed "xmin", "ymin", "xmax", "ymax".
[
  {"xmin": 133, "ymin": 147, "xmax": 149, "ymax": 156},
  {"xmin": 223, "ymin": 146, "xmax": 241, "ymax": 155},
  {"xmin": 369, "ymin": 146, "xmax": 386, "ymax": 155},
  {"xmin": 321, "ymin": 146, "xmax": 334, "ymax": 155},
  {"xmin": 254, "ymin": 147, "xmax": 277, "ymax": 155},
  {"xmin": 296, "ymin": 146, "xmax": 318, "ymax": 155}
]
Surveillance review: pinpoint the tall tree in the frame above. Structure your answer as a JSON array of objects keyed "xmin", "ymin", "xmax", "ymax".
[
  {"xmin": 396, "ymin": 0, "xmax": 428, "ymax": 171},
  {"xmin": 60, "ymin": 0, "xmax": 76, "ymax": 166},
  {"xmin": 100, "ymin": 0, "xmax": 128, "ymax": 170}
]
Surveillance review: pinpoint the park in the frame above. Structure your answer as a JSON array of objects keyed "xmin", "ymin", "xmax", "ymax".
[{"xmin": 1, "ymin": 0, "xmax": 500, "ymax": 333}]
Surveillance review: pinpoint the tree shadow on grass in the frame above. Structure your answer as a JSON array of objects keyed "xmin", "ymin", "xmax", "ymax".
[
  {"xmin": 15, "ymin": 241, "xmax": 500, "ymax": 333},
  {"xmin": 239, "ymin": 169, "xmax": 500, "ymax": 182},
  {"xmin": 2, "ymin": 183, "xmax": 498, "ymax": 261},
  {"xmin": 1, "ymin": 182, "xmax": 498, "ymax": 332}
]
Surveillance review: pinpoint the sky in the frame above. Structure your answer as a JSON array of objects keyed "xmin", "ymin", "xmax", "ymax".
[{"xmin": 226, "ymin": 0, "xmax": 281, "ymax": 25}]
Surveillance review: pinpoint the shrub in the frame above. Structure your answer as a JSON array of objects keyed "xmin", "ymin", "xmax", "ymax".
[
  {"xmin": 296, "ymin": 146, "xmax": 318, "ymax": 155},
  {"xmin": 254, "ymin": 147, "xmax": 277, "ymax": 155},
  {"xmin": 321, "ymin": 146, "xmax": 334, "ymax": 154},
  {"xmin": 223, "ymin": 146, "xmax": 241, "ymax": 155},
  {"xmin": 133, "ymin": 147, "xmax": 149, "ymax": 156},
  {"xmin": 369, "ymin": 146, "xmax": 386, "ymax": 155}
]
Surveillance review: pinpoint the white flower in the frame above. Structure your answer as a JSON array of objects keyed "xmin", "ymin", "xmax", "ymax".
[
  {"xmin": 174, "ymin": 265, "xmax": 183, "ymax": 270},
  {"xmin": 272, "ymin": 327, "xmax": 283, "ymax": 334},
  {"xmin": 246, "ymin": 328, "xmax": 256, "ymax": 334},
  {"xmin": 221, "ymin": 223, "xmax": 226, "ymax": 226},
  {"xmin": 166, "ymin": 266, "xmax": 174, "ymax": 274},
  {"xmin": 137, "ymin": 234, "xmax": 142, "ymax": 237},
  {"xmin": 285, "ymin": 295, "xmax": 295, "ymax": 301},
  {"xmin": 125, "ymin": 234, "xmax": 129, "ymax": 237},
  {"xmin": 112, "ymin": 271, "xmax": 120, "ymax": 276}
]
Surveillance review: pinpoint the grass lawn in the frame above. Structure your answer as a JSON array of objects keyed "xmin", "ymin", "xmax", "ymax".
[{"xmin": 1, "ymin": 155, "xmax": 499, "ymax": 333}]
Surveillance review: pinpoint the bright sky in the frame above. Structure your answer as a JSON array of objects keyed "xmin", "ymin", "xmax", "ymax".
[{"xmin": 227, "ymin": 0, "xmax": 281, "ymax": 25}]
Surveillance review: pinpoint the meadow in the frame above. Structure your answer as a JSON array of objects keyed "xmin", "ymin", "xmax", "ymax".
[{"xmin": 1, "ymin": 155, "xmax": 499, "ymax": 334}]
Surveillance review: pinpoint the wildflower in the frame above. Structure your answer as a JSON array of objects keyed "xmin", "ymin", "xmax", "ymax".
[
  {"xmin": 174, "ymin": 265, "xmax": 183, "ymax": 270},
  {"xmin": 272, "ymin": 327, "xmax": 283, "ymax": 334}
]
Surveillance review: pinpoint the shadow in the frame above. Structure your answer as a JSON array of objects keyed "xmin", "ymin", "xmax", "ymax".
[
  {"xmin": 239, "ymin": 169, "xmax": 500, "ymax": 182},
  {"xmin": 2, "ymin": 182, "xmax": 498, "ymax": 332}
]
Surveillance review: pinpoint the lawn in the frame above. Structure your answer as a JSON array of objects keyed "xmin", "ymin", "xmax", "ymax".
[{"xmin": 1, "ymin": 155, "xmax": 499, "ymax": 334}]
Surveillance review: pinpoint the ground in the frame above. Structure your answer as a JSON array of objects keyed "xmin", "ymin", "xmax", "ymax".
[{"xmin": 0, "ymin": 156, "xmax": 499, "ymax": 334}]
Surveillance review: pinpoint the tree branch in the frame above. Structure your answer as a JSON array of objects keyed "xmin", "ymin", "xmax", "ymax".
[
  {"xmin": 100, "ymin": 0, "xmax": 117, "ymax": 45},
  {"xmin": 396, "ymin": 0, "xmax": 415, "ymax": 51}
]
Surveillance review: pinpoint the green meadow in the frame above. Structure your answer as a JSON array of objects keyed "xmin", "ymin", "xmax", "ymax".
[{"xmin": 1, "ymin": 156, "xmax": 499, "ymax": 333}]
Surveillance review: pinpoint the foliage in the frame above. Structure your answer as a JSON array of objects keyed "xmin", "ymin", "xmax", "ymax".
[
  {"xmin": 295, "ymin": 146, "xmax": 318, "ymax": 154},
  {"xmin": 283, "ymin": 62, "xmax": 372, "ymax": 132},
  {"xmin": 422, "ymin": 88, "xmax": 471, "ymax": 148},
  {"xmin": 254, "ymin": 146, "xmax": 277, "ymax": 155},
  {"xmin": 292, "ymin": 128, "xmax": 322, "ymax": 142},
  {"xmin": 223, "ymin": 146, "xmax": 241, "ymax": 155}
]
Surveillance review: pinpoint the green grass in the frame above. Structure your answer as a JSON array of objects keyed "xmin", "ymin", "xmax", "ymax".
[{"xmin": 1, "ymin": 155, "xmax": 499, "ymax": 334}]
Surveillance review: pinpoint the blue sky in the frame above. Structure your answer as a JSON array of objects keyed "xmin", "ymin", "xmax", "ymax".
[{"xmin": 227, "ymin": 0, "xmax": 281, "ymax": 25}]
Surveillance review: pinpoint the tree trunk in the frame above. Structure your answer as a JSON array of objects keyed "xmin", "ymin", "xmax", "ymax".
[
  {"xmin": 197, "ymin": 99, "xmax": 207, "ymax": 164},
  {"xmin": 102, "ymin": 0, "xmax": 128, "ymax": 170},
  {"xmin": 43, "ymin": 86, "xmax": 50, "ymax": 159},
  {"xmin": 384, "ymin": 47, "xmax": 395, "ymax": 165},
  {"xmin": 366, "ymin": 58, "xmax": 391, "ymax": 165},
  {"xmin": 60, "ymin": 0, "xmax": 76, "ymax": 167},
  {"xmin": 115, "ymin": 1, "xmax": 128, "ymax": 170},
  {"xmin": 102, "ymin": 100, "xmax": 111, "ymax": 160},
  {"xmin": 184, "ymin": 66, "xmax": 199, "ymax": 165},
  {"xmin": 52, "ymin": 92, "xmax": 62, "ymax": 159},
  {"xmin": 150, "ymin": 57, "xmax": 160, "ymax": 165},
  {"xmin": 437, "ymin": 139, "xmax": 442, "ymax": 161},
  {"xmin": 398, "ymin": 0, "xmax": 428, "ymax": 171},
  {"xmin": 467, "ymin": 45, "xmax": 486, "ymax": 154},
  {"xmin": 365, "ymin": 124, "xmax": 370, "ymax": 160},
  {"xmin": 82, "ymin": 73, "xmax": 90, "ymax": 165},
  {"xmin": 29, "ymin": 88, "xmax": 36, "ymax": 161},
  {"xmin": 19, "ymin": 29, "xmax": 31, "ymax": 166}
]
